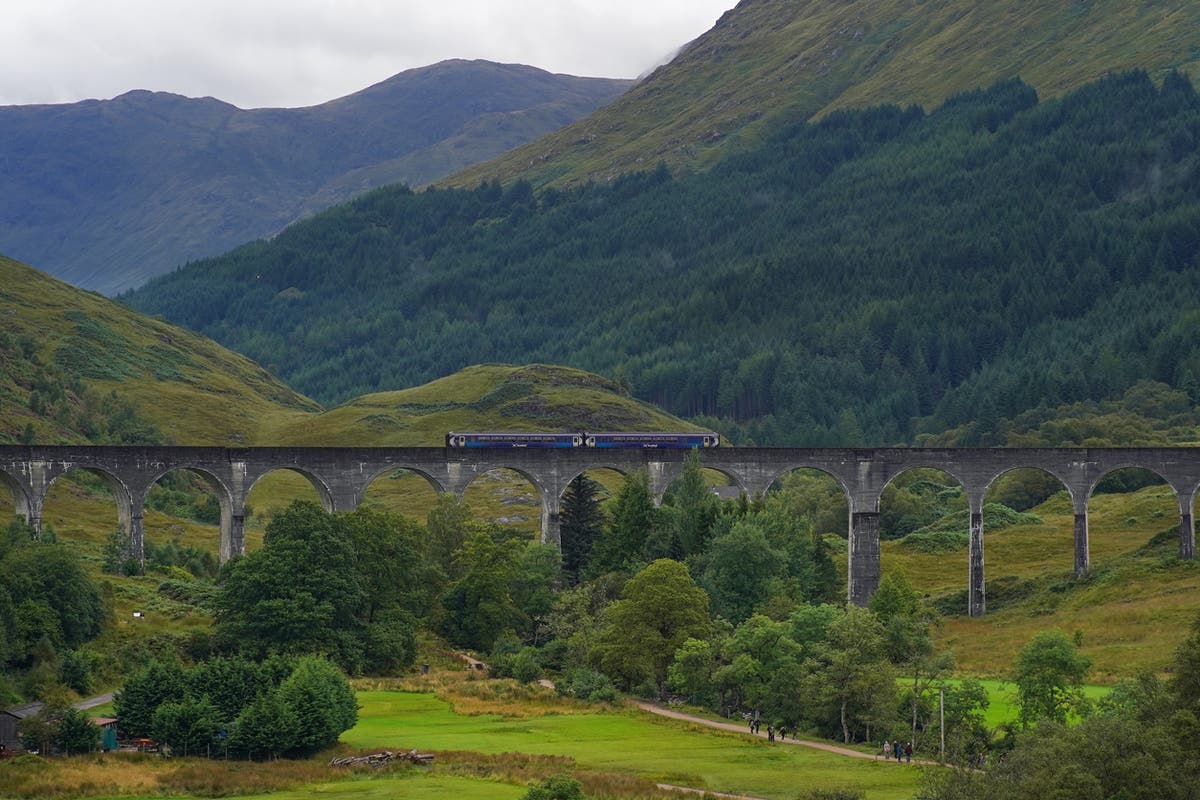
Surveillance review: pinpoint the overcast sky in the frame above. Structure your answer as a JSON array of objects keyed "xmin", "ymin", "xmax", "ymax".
[{"xmin": 1, "ymin": 1, "xmax": 736, "ymax": 109}]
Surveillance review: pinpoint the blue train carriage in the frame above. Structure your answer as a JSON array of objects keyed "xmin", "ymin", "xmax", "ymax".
[
  {"xmin": 584, "ymin": 431, "xmax": 720, "ymax": 448},
  {"xmin": 446, "ymin": 432, "xmax": 583, "ymax": 448}
]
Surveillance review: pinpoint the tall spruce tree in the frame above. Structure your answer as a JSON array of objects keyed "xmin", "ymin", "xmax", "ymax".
[{"xmin": 560, "ymin": 474, "xmax": 604, "ymax": 584}]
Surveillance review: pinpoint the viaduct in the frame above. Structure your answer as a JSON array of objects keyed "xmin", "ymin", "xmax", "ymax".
[{"xmin": 1, "ymin": 445, "xmax": 1197, "ymax": 617}]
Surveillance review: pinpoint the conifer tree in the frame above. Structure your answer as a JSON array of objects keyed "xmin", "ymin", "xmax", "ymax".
[
  {"xmin": 591, "ymin": 470, "xmax": 659, "ymax": 574},
  {"xmin": 559, "ymin": 474, "xmax": 604, "ymax": 584}
]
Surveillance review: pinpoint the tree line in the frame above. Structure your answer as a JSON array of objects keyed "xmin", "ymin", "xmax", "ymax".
[{"xmin": 922, "ymin": 618, "xmax": 1200, "ymax": 799}]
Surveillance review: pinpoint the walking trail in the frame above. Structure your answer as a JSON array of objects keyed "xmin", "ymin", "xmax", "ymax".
[
  {"xmin": 631, "ymin": 699, "xmax": 937, "ymax": 766},
  {"xmin": 74, "ymin": 692, "xmax": 115, "ymax": 710}
]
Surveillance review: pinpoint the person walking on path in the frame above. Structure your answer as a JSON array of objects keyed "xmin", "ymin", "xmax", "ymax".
[
  {"xmin": 893, "ymin": 740, "xmax": 903, "ymax": 761},
  {"xmin": 882, "ymin": 740, "xmax": 891, "ymax": 760},
  {"xmin": 904, "ymin": 742, "xmax": 913, "ymax": 763}
]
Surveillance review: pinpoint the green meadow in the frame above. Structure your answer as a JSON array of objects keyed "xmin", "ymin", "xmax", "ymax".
[
  {"xmin": 343, "ymin": 690, "xmax": 925, "ymax": 800},
  {"xmin": 937, "ymin": 679, "xmax": 1111, "ymax": 730}
]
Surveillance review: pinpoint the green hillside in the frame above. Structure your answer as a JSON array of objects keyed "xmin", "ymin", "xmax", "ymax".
[
  {"xmin": 1, "ymin": 256, "xmax": 702, "ymax": 449},
  {"xmin": 128, "ymin": 71, "xmax": 1200, "ymax": 446},
  {"xmin": 447, "ymin": 0, "xmax": 1200, "ymax": 190},
  {"xmin": 0, "ymin": 255, "xmax": 318, "ymax": 446},
  {"xmin": 888, "ymin": 484, "xmax": 1200, "ymax": 680},
  {"xmin": 267, "ymin": 363, "xmax": 703, "ymax": 445}
]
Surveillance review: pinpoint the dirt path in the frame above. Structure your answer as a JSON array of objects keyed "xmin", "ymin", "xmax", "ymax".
[
  {"xmin": 631, "ymin": 700, "xmax": 936, "ymax": 766},
  {"xmin": 74, "ymin": 692, "xmax": 115, "ymax": 710}
]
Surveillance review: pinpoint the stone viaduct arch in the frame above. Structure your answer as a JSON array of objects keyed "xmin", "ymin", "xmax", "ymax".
[
  {"xmin": 146, "ymin": 464, "xmax": 237, "ymax": 562},
  {"xmin": 0, "ymin": 445, "xmax": 1195, "ymax": 616}
]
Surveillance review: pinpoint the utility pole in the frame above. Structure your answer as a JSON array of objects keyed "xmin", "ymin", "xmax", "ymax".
[{"xmin": 939, "ymin": 688, "xmax": 945, "ymax": 762}]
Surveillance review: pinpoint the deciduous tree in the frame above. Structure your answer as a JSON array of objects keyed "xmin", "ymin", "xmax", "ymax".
[
  {"xmin": 1013, "ymin": 630, "xmax": 1091, "ymax": 727},
  {"xmin": 595, "ymin": 559, "xmax": 710, "ymax": 698},
  {"xmin": 276, "ymin": 656, "xmax": 357, "ymax": 754},
  {"xmin": 215, "ymin": 501, "xmax": 365, "ymax": 671}
]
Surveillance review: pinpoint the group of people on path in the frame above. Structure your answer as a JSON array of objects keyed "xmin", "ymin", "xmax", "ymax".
[
  {"xmin": 882, "ymin": 739, "xmax": 913, "ymax": 762},
  {"xmin": 746, "ymin": 714, "xmax": 788, "ymax": 742}
]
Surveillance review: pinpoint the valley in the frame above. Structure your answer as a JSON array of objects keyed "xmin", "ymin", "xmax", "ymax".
[{"xmin": 5, "ymin": 1, "xmax": 1200, "ymax": 797}]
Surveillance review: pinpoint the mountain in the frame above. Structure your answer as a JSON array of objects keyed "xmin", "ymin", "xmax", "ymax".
[
  {"xmin": 446, "ymin": 0, "xmax": 1200, "ymax": 190},
  {"xmin": 126, "ymin": 71, "xmax": 1200, "ymax": 445},
  {"xmin": 0, "ymin": 61, "xmax": 631, "ymax": 295}
]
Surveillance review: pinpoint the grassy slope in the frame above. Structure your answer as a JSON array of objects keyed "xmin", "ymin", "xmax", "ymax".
[
  {"xmin": 0, "ymin": 255, "xmax": 318, "ymax": 446},
  {"xmin": 889, "ymin": 485, "xmax": 1200, "ymax": 680},
  {"xmin": 1, "ymin": 256, "xmax": 697, "ymax": 449},
  {"xmin": 264, "ymin": 363, "xmax": 697, "ymax": 445},
  {"xmin": 446, "ymin": 0, "xmax": 1200, "ymax": 190},
  {"xmin": 0, "ymin": 300, "xmax": 703, "ymax": 554}
]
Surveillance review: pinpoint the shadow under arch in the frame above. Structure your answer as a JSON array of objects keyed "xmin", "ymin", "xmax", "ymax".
[
  {"xmin": 984, "ymin": 462, "xmax": 1080, "ymax": 556},
  {"xmin": 677, "ymin": 464, "xmax": 750, "ymax": 503},
  {"xmin": 1083, "ymin": 464, "xmax": 1174, "ymax": 577},
  {"xmin": 243, "ymin": 467, "xmax": 337, "ymax": 556},
  {"xmin": 762, "ymin": 465, "xmax": 851, "ymax": 539},
  {"xmin": 246, "ymin": 466, "xmax": 336, "ymax": 513},
  {"xmin": 764, "ymin": 464, "xmax": 853, "ymax": 507},
  {"xmin": 145, "ymin": 464, "xmax": 237, "ymax": 564},
  {"xmin": 556, "ymin": 467, "xmax": 628, "ymax": 583},
  {"xmin": 760, "ymin": 465, "xmax": 853, "ymax": 604},
  {"xmin": 42, "ymin": 465, "xmax": 137, "ymax": 567},
  {"xmin": 876, "ymin": 466, "xmax": 968, "ymax": 606},
  {"xmin": 974, "ymin": 466, "xmax": 1075, "ymax": 612},
  {"xmin": 360, "ymin": 464, "xmax": 448, "ymax": 523},
  {"xmin": 460, "ymin": 466, "xmax": 545, "ymax": 539},
  {"xmin": 559, "ymin": 464, "xmax": 631, "ymax": 500}
]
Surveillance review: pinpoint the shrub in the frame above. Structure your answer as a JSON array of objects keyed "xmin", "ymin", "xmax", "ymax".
[
  {"xmin": 152, "ymin": 697, "xmax": 221, "ymax": 757},
  {"xmin": 510, "ymin": 647, "xmax": 543, "ymax": 684},
  {"xmin": 229, "ymin": 689, "xmax": 298, "ymax": 759},
  {"xmin": 560, "ymin": 669, "xmax": 618, "ymax": 703},
  {"xmin": 523, "ymin": 774, "xmax": 584, "ymax": 800},
  {"xmin": 54, "ymin": 707, "xmax": 101, "ymax": 754}
]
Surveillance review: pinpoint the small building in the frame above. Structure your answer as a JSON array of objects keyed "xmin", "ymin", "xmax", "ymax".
[
  {"xmin": 0, "ymin": 702, "xmax": 45, "ymax": 750},
  {"xmin": 93, "ymin": 717, "xmax": 119, "ymax": 751}
]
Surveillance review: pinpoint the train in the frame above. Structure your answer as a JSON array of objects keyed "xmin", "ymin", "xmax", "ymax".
[{"xmin": 445, "ymin": 431, "xmax": 720, "ymax": 448}]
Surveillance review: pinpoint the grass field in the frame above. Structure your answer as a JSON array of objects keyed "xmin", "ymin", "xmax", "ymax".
[
  {"xmin": 345, "ymin": 690, "xmax": 926, "ymax": 800},
  {"xmin": 46, "ymin": 674, "xmax": 1133, "ymax": 800},
  {"xmin": 445, "ymin": 0, "xmax": 1200, "ymax": 193},
  {"xmin": 939, "ymin": 679, "xmax": 1111, "ymax": 730},
  {"xmin": 23, "ymin": 684, "xmax": 924, "ymax": 800}
]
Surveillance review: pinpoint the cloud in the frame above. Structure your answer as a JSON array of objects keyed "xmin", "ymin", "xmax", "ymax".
[{"xmin": 0, "ymin": 0, "xmax": 733, "ymax": 108}]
